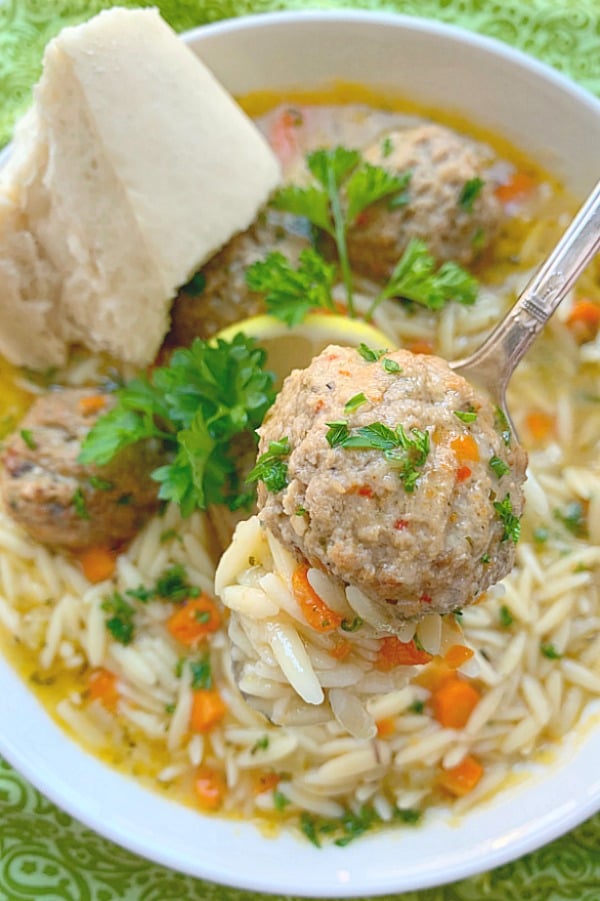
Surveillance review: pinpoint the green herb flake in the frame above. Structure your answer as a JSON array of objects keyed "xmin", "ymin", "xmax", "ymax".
[
  {"xmin": 165, "ymin": 703, "xmax": 176, "ymax": 715},
  {"xmin": 155, "ymin": 564, "xmax": 200, "ymax": 602},
  {"xmin": 300, "ymin": 812, "xmax": 322, "ymax": 848},
  {"xmin": 183, "ymin": 271, "xmax": 206, "ymax": 296},
  {"xmin": 480, "ymin": 553, "xmax": 491, "ymax": 564},
  {"xmin": 189, "ymin": 656, "xmax": 212, "ymax": 690},
  {"xmin": 251, "ymin": 735, "xmax": 270, "ymax": 754},
  {"xmin": 295, "ymin": 506, "xmax": 307, "ymax": 516},
  {"xmin": 246, "ymin": 437, "xmax": 291, "ymax": 493},
  {"xmin": 19, "ymin": 429, "xmax": 37, "ymax": 450},
  {"xmin": 554, "ymin": 501, "xmax": 588, "ymax": 539},
  {"xmin": 381, "ymin": 136, "xmax": 394, "ymax": 158},
  {"xmin": 88, "ymin": 475, "xmax": 114, "ymax": 491},
  {"xmin": 454, "ymin": 409, "xmax": 478, "ymax": 424},
  {"xmin": 493, "ymin": 494, "xmax": 521, "ymax": 543},
  {"xmin": 340, "ymin": 616, "xmax": 364, "ymax": 632},
  {"xmin": 394, "ymin": 808, "xmax": 422, "ymax": 825},
  {"xmin": 489, "ymin": 455, "xmax": 511, "ymax": 478},
  {"xmin": 358, "ymin": 343, "xmax": 387, "ymax": 362},
  {"xmin": 459, "ymin": 177, "xmax": 485, "ymax": 212},
  {"xmin": 325, "ymin": 420, "xmax": 351, "ymax": 448},
  {"xmin": 330, "ymin": 421, "xmax": 430, "ymax": 492},
  {"xmin": 273, "ymin": 790, "xmax": 290, "ymax": 811},
  {"xmin": 382, "ymin": 358, "xmax": 402, "ymax": 374},
  {"xmin": 72, "ymin": 487, "xmax": 91, "ymax": 520},
  {"xmin": 499, "ymin": 604, "xmax": 514, "ymax": 627},
  {"xmin": 245, "ymin": 248, "xmax": 337, "ymax": 326},
  {"xmin": 344, "ymin": 392, "xmax": 368, "ymax": 414},
  {"xmin": 408, "ymin": 700, "xmax": 425, "ymax": 714},
  {"xmin": 540, "ymin": 642, "xmax": 563, "ymax": 660},
  {"xmin": 101, "ymin": 592, "xmax": 136, "ymax": 645}
]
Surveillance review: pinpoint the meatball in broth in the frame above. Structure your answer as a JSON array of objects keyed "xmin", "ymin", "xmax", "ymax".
[{"xmin": 256, "ymin": 344, "xmax": 527, "ymax": 620}]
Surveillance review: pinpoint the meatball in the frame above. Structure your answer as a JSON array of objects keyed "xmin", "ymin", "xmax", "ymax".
[
  {"xmin": 346, "ymin": 124, "xmax": 502, "ymax": 283},
  {"xmin": 257, "ymin": 345, "xmax": 527, "ymax": 620},
  {"xmin": 0, "ymin": 388, "xmax": 162, "ymax": 551},
  {"xmin": 169, "ymin": 215, "xmax": 309, "ymax": 345}
]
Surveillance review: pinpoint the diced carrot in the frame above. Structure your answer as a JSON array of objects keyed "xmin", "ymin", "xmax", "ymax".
[
  {"xmin": 193, "ymin": 765, "xmax": 226, "ymax": 811},
  {"xmin": 566, "ymin": 298, "xmax": 600, "ymax": 343},
  {"xmin": 79, "ymin": 394, "xmax": 108, "ymax": 416},
  {"xmin": 330, "ymin": 639, "xmax": 352, "ymax": 661},
  {"xmin": 268, "ymin": 106, "xmax": 304, "ymax": 168},
  {"xmin": 88, "ymin": 668, "xmax": 119, "ymax": 711},
  {"xmin": 431, "ymin": 676, "xmax": 481, "ymax": 729},
  {"xmin": 78, "ymin": 546, "xmax": 117, "ymax": 584},
  {"xmin": 376, "ymin": 717, "xmax": 396, "ymax": 738},
  {"xmin": 495, "ymin": 170, "xmax": 536, "ymax": 204},
  {"xmin": 376, "ymin": 636, "xmax": 433, "ymax": 671},
  {"xmin": 167, "ymin": 595, "xmax": 221, "ymax": 648},
  {"xmin": 443, "ymin": 644, "xmax": 474, "ymax": 670},
  {"xmin": 414, "ymin": 658, "xmax": 454, "ymax": 691},
  {"xmin": 254, "ymin": 772, "xmax": 280, "ymax": 795},
  {"xmin": 450, "ymin": 434, "xmax": 480, "ymax": 463},
  {"xmin": 456, "ymin": 465, "xmax": 472, "ymax": 483},
  {"xmin": 525, "ymin": 411, "xmax": 555, "ymax": 443},
  {"xmin": 292, "ymin": 563, "xmax": 343, "ymax": 632},
  {"xmin": 190, "ymin": 688, "xmax": 227, "ymax": 733},
  {"xmin": 439, "ymin": 754, "xmax": 483, "ymax": 796},
  {"xmin": 407, "ymin": 340, "xmax": 434, "ymax": 355}
]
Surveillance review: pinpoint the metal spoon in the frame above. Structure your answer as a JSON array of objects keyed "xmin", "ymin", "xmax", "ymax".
[{"xmin": 450, "ymin": 179, "xmax": 600, "ymax": 428}]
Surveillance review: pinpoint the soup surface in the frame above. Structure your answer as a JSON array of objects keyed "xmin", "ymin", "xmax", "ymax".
[{"xmin": 1, "ymin": 89, "xmax": 599, "ymax": 847}]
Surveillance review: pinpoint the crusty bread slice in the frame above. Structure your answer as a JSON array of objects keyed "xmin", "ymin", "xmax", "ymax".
[{"xmin": 0, "ymin": 7, "xmax": 281, "ymax": 369}]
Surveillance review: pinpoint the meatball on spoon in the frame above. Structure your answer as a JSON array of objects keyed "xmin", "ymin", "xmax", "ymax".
[{"xmin": 246, "ymin": 179, "xmax": 600, "ymax": 621}]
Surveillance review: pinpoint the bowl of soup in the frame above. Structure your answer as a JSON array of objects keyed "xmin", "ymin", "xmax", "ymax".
[{"xmin": 0, "ymin": 9, "xmax": 599, "ymax": 897}]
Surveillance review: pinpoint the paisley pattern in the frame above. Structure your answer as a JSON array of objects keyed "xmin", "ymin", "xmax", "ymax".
[{"xmin": 0, "ymin": 0, "xmax": 599, "ymax": 898}]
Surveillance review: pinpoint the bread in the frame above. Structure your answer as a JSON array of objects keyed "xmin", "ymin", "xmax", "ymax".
[{"xmin": 0, "ymin": 7, "xmax": 281, "ymax": 368}]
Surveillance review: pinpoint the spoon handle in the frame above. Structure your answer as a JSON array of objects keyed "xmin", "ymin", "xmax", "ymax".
[{"xmin": 452, "ymin": 179, "xmax": 600, "ymax": 397}]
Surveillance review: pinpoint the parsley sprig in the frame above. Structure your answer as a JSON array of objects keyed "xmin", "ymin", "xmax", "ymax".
[
  {"xmin": 79, "ymin": 335, "xmax": 276, "ymax": 516},
  {"xmin": 493, "ymin": 494, "xmax": 521, "ymax": 543},
  {"xmin": 245, "ymin": 248, "xmax": 337, "ymax": 326},
  {"xmin": 326, "ymin": 420, "xmax": 430, "ymax": 492},
  {"xmin": 246, "ymin": 437, "xmax": 291, "ymax": 493}
]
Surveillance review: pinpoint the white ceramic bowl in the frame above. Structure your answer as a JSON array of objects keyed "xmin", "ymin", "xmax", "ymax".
[{"xmin": 1, "ymin": 10, "xmax": 600, "ymax": 897}]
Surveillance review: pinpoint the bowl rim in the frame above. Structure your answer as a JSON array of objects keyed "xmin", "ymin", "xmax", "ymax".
[{"xmin": 1, "ymin": 9, "xmax": 600, "ymax": 898}]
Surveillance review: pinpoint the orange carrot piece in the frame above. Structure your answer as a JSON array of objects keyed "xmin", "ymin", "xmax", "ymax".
[
  {"xmin": 79, "ymin": 394, "xmax": 108, "ymax": 416},
  {"xmin": 439, "ymin": 754, "xmax": 484, "ymax": 796},
  {"xmin": 193, "ymin": 765, "xmax": 226, "ymax": 811},
  {"xmin": 78, "ymin": 546, "xmax": 117, "ymax": 584},
  {"xmin": 292, "ymin": 563, "xmax": 343, "ymax": 632},
  {"xmin": 456, "ymin": 465, "xmax": 472, "ymax": 483},
  {"xmin": 495, "ymin": 170, "xmax": 536, "ymax": 204},
  {"xmin": 167, "ymin": 595, "xmax": 221, "ymax": 648},
  {"xmin": 525, "ymin": 411, "xmax": 555, "ymax": 443},
  {"xmin": 450, "ymin": 434, "xmax": 480, "ymax": 464},
  {"xmin": 431, "ymin": 676, "xmax": 481, "ymax": 729},
  {"xmin": 88, "ymin": 668, "xmax": 119, "ymax": 711},
  {"xmin": 376, "ymin": 636, "xmax": 433, "ymax": 671},
  {"xmin": 190, "ymin": 688, "xmax": 227, "ymax": 733},
  {"xmin": 254, "ymin": 772, "xmax": 280, "ymax": 795},
  {"xmin": 376, "ymin": 717, "xmax": 396, "ymax": 738},
  {"xmin": 330, "ymin": 639, "xmax": 352, "ymax": 661},
  {"xmin": 443, "ymin": 644, "xmax": 474, "ymax": 670},
  {"xmin": 407, "ymin": 340, "xmax": 434, "ymax": 355},
  {"xmin": 414, "ymin": 659, "xmax": 454, "ymax": 691},
  {"xmin": 566, "ymin": 298, "xmax": 600, "ymax": 343}
]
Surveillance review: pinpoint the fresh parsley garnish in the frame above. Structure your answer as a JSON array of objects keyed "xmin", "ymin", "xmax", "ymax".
[
  {"xmin": 459, "ymin": 177, "xmax": 485, "ymax": 212},
  {"xmin": 101, "ymin": 592, "xmax": 136, "ymax": 645},
  {"xmin": 499, "ymin": 604, "xmax": 513, "ymax": 627},
  {"xmin": 454, "ymin": 409, "xmax": 477, "ymax": 423},
  {"xmin": 19, "ymin": 428, "xmax": 37, "ymax": 450},
  {"xmin": 298, "ymin": 802, "xmax": 420, "ymax": 848},
  {"xmin": 72, "ymin": 487, "xmax": 91, "ymax": 520},
  {"xmin": 246, "ymin": 437, "xmax": 291, "ymax": 493},
  {"xmin": 79, "ymin": 335, "xmax": 276, "ymax": 516},
  {"xmin": 326, "ymin": 420, "xmax": 430, "ymax": 492},
  {"xmin": 245, "ymin": 248, "xmax": 337, "ymax": 326},
  {"xmin": 540, "ymin": 642, "xmax": 563, "ymax": 660},
  {"xmin": 340, "ymin": 616, "xmax": 363, "ymax": 632},
  {"xmin": 155, "ymin": 565, "xmax": 200, "ymax": 602},
  {"xmin": 367, "ymin": 238, "xmax": 478, "ymax": 318},
  {"xmin": 382, "ymin": 358, "xmax": 402, "ymax": 373},
  {"xmin": 273, "ymin": 789, "xmax": 291, "ymax": 811},
  {"xmin": 189, "ymin": 655, "xmax": 212, "ymax": 690},
  {"xmin": 251, "ymin": 735, "xmax": 270, "ymax": 754},
  {"xmin": 493, "ymin": 493, "xmax": 521, "ymax": 543},
  {"xmin": 344, "ymin": 393, "xmax": 368, "ymax": 414},
  {"xmin": 489, "ymin": 455, "xmax": 510, "ymax": 478},
  {"xmin": 358, "ymin": 343, "xmax": 387, "ymax": 362},
  {"xmin": 272, "ymin": 147, "xmax": 410, "ymax": 314}
]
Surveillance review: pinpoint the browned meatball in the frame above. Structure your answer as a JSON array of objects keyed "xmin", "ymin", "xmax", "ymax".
[
  {"xmin": 346, "ymin": 124, "xmax": 503, "ymax": 283},
  {"xmin": 0, "ymin": 388, "xmax": 162, "ymax": 551},
  {"xmin": 169, "ymin": 215, "xmax": 308, "ymax": 345},
  {"xmin": 256, "ymin": 345, "xmax": 527, "ymax": 620}
]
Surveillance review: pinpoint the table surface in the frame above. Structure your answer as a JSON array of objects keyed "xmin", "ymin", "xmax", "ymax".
[{"xmin": 0, "ymin": 1, "xmax": 599, "ymax": 899}]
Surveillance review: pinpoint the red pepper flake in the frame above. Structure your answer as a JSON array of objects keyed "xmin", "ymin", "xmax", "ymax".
[
  {"xmin": 314, "ymin": 399, "xmax": 325, "ymax": 412},
  {"xmin": 358, "ymin": 486, "xmax": 374, "ymax": 498},
  {"xmin": 456, "ymin": 465, "xmax": 472, "ymax": 482},
  {"xmin": 394, "ymin": 519, "xmax": 409, "ymax": 530},
  {"xmin": 419, "ymin": 594, "xmax": 433, "ymax": 604}
]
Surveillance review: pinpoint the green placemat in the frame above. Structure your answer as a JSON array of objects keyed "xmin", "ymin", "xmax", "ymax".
[{"xmin": 0, "ymin": 2, "xmax": 599, "ymax": 899}]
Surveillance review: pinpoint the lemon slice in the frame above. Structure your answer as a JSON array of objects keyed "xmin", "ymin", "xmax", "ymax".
[{"xmin": 215, "ymin": 313, "xmax": 394, "ymax": 385}]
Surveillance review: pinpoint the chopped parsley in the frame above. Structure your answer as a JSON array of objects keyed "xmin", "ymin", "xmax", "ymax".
[
  {"xmin": 458, "ymin": 177, "xmax": 485, "ymax": 212},
  {"xmin": 554, "ymin": 501, "xmax": 588, "ymax": 539},
  {"xmin": 493, "ymin": 494, "xmax": 521, "ymax": 543},
  {"xmin": 299, "ymin": 803, "xmax": 421, "ymax": 847},
  {"xmin": 246, "ymin": 437, "xmax": 290, "ymax": 493},
  {"xmin": 182, "ymin": 271, "xmax": 206, "ymax": 296},
  {"xmin": 499, "ymin": 604, "xmax": 514, "ymax": 627},
  {"xmin": 72, "ymin": 487, "xmax": 91, "ymax": 520},
  {"xmin": 540, "ymin": 643, "xmax": 563, "ymax": 660},
  {"xmin": 155, "ymin": 565, "xmax": 200, "ymax": 602},
  {"xmin": 326, "ymin": 420, "xmax": 430, "ymax": 492},
  {"xmin": 245, "ymin": 248, "xmax": 338, "ymax": 326},
  {"xmin": 79, "ymin": 335, "xmax": 276, "ymax": 516},
  {"xmin": 87, "ymin": 475, "xmax": 114, "ymax": 491},
  {"xmin": 344, "ymin": 392, "xmax": 368, "ymax": 414},
  {"xmin": 481, "ymin": 553, "xmax": 491, "ymax": 564},
  {"xmin": 340, "ymin": 616, "xmax": 364, "ymax": 632},
  {"xmin": 19, "ymin": 428, "xmax": 37, "ymax": 450},
  {"xmin": 408, "ymin": 699, "xmax": 425, "ymax": 714},
  {"xmin": 189, "ymin": 656, "xmax": 213, "ymax": 689},
  {"xmin": 358, "ymin": 343, "xmax": 387, "ymax": 362},
  {"xmin": 251, "ymin": 735, "xmax": 270, "ymax": 754},
  {"xmin": 489, "ymin": 455, "xmax": 511, "ymax": 478},
  {"xmin": 454, "ymin": 409, "xmax": 478, "ymax": 424},
  {"xmin": 382, "ymin": 358, "xmax": 402, "ymax": 374},
  {"xmin": 381, "ymin": 136, "xmax": 394, "ymax": 158},
  {"xmin": 101, "ymin": 592, "xmax": 136, "ymax": 645},
  {"xmin": 273, "ymin": 790, "xmax": 291, "ymax": 811}
]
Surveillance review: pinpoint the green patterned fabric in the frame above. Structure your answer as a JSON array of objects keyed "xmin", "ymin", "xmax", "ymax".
[{"xmin": 0, "ymin": 1, "xmax": 599, "ymax": 898}]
